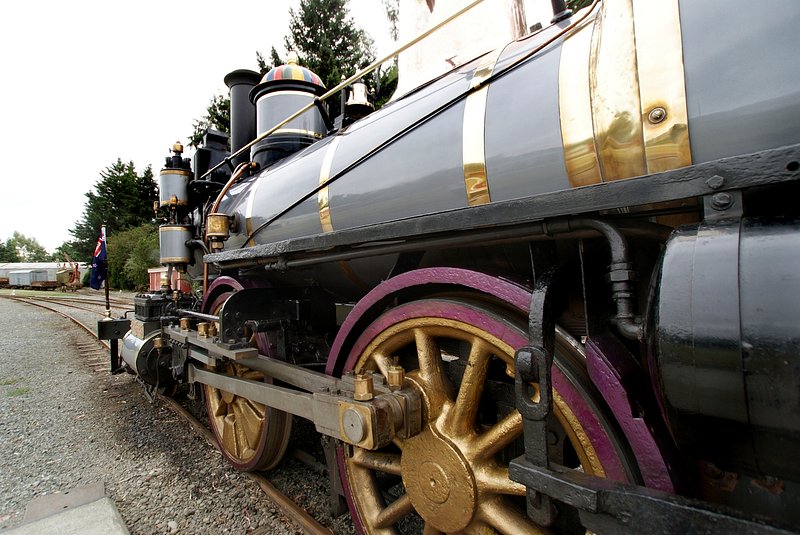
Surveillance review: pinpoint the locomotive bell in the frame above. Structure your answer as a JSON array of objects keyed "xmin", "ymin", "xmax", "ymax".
[{"xmin": 345, "ymin": 81, "xmax": 374, "ymax": 120}]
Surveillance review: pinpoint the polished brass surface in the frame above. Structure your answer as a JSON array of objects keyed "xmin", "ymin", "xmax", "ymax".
[
  {"xmin": 462, "ymin": 49, "xmax": 499, "ymax": 207},
  {"xmin": 273, "ymin": 128, "xmax": 325, "ymax": 139},
  {"xmin": 180, "ymin": 318, "xmax": 191, "ymax": 331},
  {"xmin": 343, "ymin": 315, "xmax": 603, "ymax": 533},
  {"xmin": 354, "ymin": 373, "xmax": 375, "ymax": 401},
  {"xmin": 590, "ymin": 0, "xmax": 646, "ymax": 181},
  {"xmin": 632, "ymin": 0, "xmax": 692, "ymax": 173},
  {"xmin": 462, "ymin": 86, "xmax": 491, "ymax": 206},
  {"xmin": 559, "ymin": 9, "xmax": 602, "ymax": 186},
  {"xmin": 206, "ymin": 213, "xmax": 230, "ymax": 239},
  {"xmin": 560, "ymin": 0, "xmax": 691, "ymax": 186},
  {"xmin": 197, "ymin": 322, "xmax": 209, "ymax": 337},
  {"xmin": 387, "ymin": 365, "xmax": 405, "ymax": 391},
  {"xmin": 318, "ymin": 135, "xmax": 342, "ymax": 233}
]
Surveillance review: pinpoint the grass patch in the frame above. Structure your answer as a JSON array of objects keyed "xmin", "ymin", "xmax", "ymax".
[
  {"xmin": 0, "ymin": 377, "xmax": 20, "ymax": 386},
  {"xmin": 6, "ymin": 387, "xmax": 30, "ymax": 397}
]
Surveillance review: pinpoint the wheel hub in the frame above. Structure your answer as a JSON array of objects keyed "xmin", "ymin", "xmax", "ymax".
[{"xmin": 401, "ymin": 427, "xmax": 477, "ymax": 532}]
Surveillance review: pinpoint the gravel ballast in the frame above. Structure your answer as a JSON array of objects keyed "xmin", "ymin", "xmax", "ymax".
[{"xmin": 0, "ymin": 297, "xmax": 355, "ymax": 534}]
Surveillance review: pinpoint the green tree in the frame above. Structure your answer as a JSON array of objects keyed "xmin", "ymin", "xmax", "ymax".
[
  {"xmin": 188, "ymin": 94, "xmax": 231, "ymax": 149},
  {"xmin": 67, "ymin": 159, "xmax": 157, "ymax": 265},
  {"xmin": 5, "ymin": 232, "xmax": 50, "ymax": 262},
  {"xmin": 272, "ymin": 0, "xmax": 376, "ymax": 113},
  {"xmin": 283, "ymin": 0, "xmax": 375, "ymax": 89},
  {"xmin": 0, "ymin": 239, "xmax": 21, "ymax": 262},
  {"xmin": 567, "ymin": 0, "xmax": 592, "ymax": 11},
  {"xmin": 107, "ymin": 223, "xmax": 159, "ymax": 290}
]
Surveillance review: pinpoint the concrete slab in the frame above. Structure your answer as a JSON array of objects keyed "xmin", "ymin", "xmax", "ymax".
[
  {"xmin": 6, "ymin": 483, "xmax": 128, "ymax": 535},
  {"xmin": 21, "ymin": 482, "xmax": 106, "ymax": 523}
]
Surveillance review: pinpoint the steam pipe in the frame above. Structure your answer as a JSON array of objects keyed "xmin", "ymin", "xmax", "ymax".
[{"xmin": 568, "ymin": 218, "xmax": 643, "ymax": 340}]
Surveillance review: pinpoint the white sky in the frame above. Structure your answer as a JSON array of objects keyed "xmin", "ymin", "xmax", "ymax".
[{"xmin": 0, "ymin": 0, "xmax": 551, "ymax": 253}]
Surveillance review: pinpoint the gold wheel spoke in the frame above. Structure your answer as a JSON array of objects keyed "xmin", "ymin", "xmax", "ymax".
[
  {"xmin": 476, "ymin": 465, "xmax": 526, "ymax": 496},
  {"xmin": 413, "ymin": 328, "xmax": 451, "ymax": 416},
  {"xmin": 473, "ymin": 410, "xmax": 523, "ymax": 461},
  {"xmin": 373, "ymin": 493, "xmax": 414, "ymax": 529},
  {"xmin": 371, "ymin": 352, "xmax": 395, "ymax": 376},
  {"xmin": 351, "ymin": 450, "xmax": 403, "ymax": 476},
  {"xmin": 479, "ymin": 499, "xmax": 547, "ymax": 535},
  {"xmin": 443, "ymin": 337, "xmax": 492, "ymax": 436},
  {"xmin": 231, "ymin": 402, "xmax": 253, "ymax": 454},
  {"xmin": 212, "ymin": 397, "xmax": 228, "ymax": 418},
  {"xmin": 234, "ymin": 399, "xmax": 264, "ymax": 449},
  {"xmin": 222, "ymin": 414, "xmax": 239, "ymax": 457}
]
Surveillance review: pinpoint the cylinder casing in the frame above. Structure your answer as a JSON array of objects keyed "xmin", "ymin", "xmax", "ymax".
[{"xmin": 655, "ymin": 218, "xmax": 800, "ymax": 479}]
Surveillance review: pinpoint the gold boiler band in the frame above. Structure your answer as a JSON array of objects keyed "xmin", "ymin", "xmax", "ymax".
[
  {"xmin": 559, "ymin": 0, "xmax": 691, "ymax": 186},
  {"xmin": 318, "ymin": 135, "xmax": 343, "ymax": 233},
  {"xmin": 463, "ymin": 87, "xmax": 492, "ymax": 206},
  {"xmin": 462, "ymin": 48, "xmax": 502, "ymax": 206}
]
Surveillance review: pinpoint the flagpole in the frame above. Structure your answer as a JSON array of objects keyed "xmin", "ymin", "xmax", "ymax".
[{"xmin": 103, "ymin": 224, "xmax": 111, "ymax": 317}]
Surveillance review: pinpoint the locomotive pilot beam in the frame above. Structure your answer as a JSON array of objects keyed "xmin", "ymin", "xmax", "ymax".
[{"xmin": 99, "ymin": 0, "xmax": 800, "ymax": 532}]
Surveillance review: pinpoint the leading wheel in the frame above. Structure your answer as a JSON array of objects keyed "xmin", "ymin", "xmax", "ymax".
[
  {"xmin": 339, "ymin": 298, "xmax": 638, "ymax": 534},
  {"xmin": 201, "ymin": 277, "xmax": 292, "ymax": 471}
]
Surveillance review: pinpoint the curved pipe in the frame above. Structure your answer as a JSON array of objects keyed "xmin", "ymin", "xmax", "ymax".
[{"xmin": 568, "ymin": 218, "xmax": 643, "ymax": 340}]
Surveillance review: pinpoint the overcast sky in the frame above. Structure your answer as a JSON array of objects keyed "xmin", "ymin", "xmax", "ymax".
[{"xmin": 0, "ymin": 0, "xmax": 550, "ymax": 253}]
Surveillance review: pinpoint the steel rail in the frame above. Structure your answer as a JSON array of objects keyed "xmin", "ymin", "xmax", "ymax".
[{"xmin": 2, "ymin": 294, "xmax": 332, "ymax": 535}]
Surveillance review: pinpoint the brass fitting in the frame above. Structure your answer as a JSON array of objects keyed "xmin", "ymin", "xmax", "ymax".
[
  {"xmin": 354, "ymin": 373, "xmax": 374, "ymax": 401},
  {"xmin": 387, "ymin": 365, "xmax": 405, "ymax": 391},
  {"xmin": 153, "ymin": 337, "xmax": 166, "ymax": 349},
  {"xmin": 180, "ymin": 318, "xmax": 191, "ymax": 331},
  {"xmin": 197, "ymin": 322, "xmax": 210, "ymax": 338},
  {"xmin": 208, "ymin": 322, "xmax": 218, "ymax": 338},
  {"xmin": 206, "ymin": 213, "xmax": 231, "ymax": 251}
]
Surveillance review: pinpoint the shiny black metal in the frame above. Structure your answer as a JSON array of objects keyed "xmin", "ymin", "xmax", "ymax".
[
  {"xmin": 655, "ymin": 217, "xmax": 800, "ymax": 479},
  {"xmin": 509, "ymin": 459, "xmax": 797, "ymax": 534},
  {"xmin": 97, "ymin": 319, "xmax": 130, "ymax": 374},
  {"xmin": 224, "ymin": 69, "xmax": 260, "ymax": 168}
]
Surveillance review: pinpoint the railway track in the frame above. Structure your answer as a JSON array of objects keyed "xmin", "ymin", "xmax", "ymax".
[{"xmin": 3, "ymin": 293, "xmax": 338, "ymax": 535}]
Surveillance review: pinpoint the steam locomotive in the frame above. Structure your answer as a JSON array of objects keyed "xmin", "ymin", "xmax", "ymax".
[{"xmin": 99, "ymin": 0, "xmax": 800, "ymax": 532}]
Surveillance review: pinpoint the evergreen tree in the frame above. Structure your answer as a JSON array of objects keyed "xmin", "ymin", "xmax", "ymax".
[
  {"xmin": 67, "ymin": 159, "xmax": 157, "ymax": 263},
  {"xmin": 283, "ymin": 0, "xmax": 375, "ymax": 91},
  {"xmin": 0, "ymin": 240, "xmax": 20, "ymax": 262},
  {"xmin": 188, "ymin": 94, "xmax": 231, "ymax": 149},
  {"xmin": 567, "ymin": 0, "xmax": 592, "ymax": 11}
]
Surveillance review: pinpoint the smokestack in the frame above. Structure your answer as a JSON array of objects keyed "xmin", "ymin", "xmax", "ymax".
[{"xmin": 224, "ymin": 69, "xmax": 261, "ymax": 168}]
